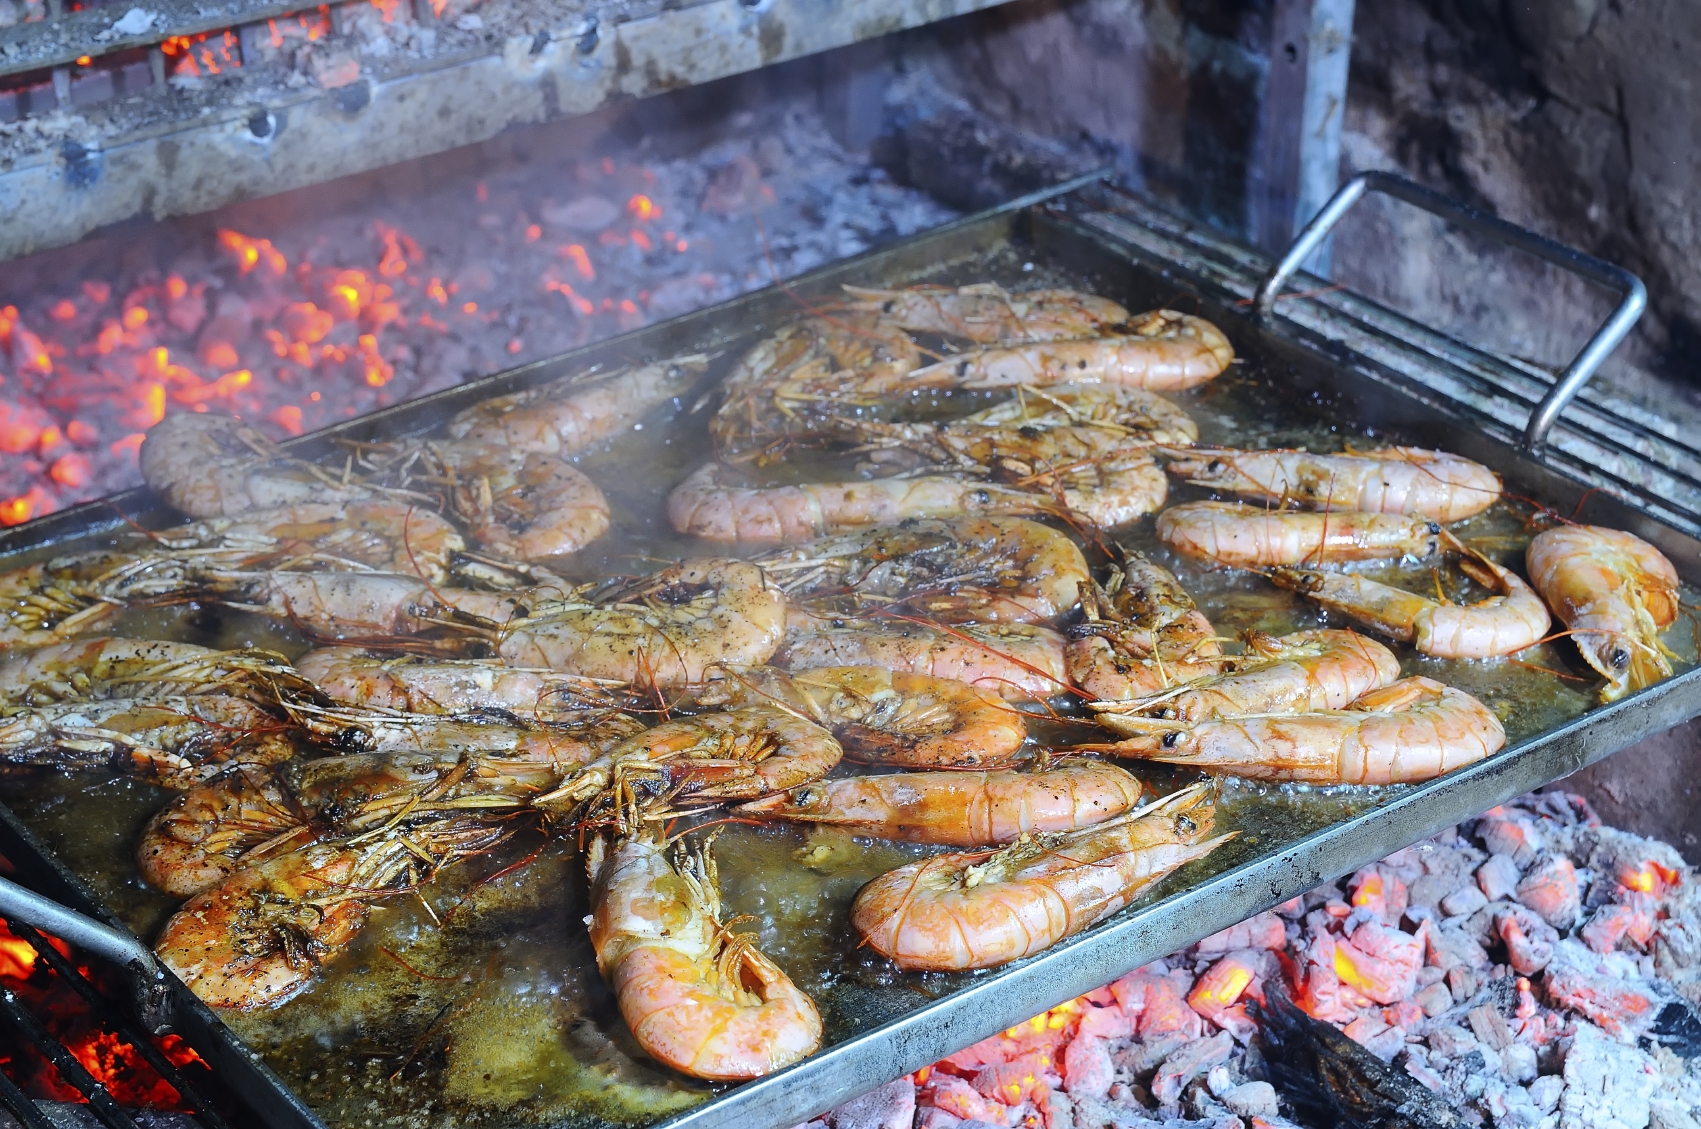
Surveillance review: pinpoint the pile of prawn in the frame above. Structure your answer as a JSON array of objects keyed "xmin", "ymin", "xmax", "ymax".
[{"xmin": 0, "ymin": 277, "xmax": 1682, "ymax": 1093}]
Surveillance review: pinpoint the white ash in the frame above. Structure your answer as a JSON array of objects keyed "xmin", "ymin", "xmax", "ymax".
[{"xmin": 801, "ymin": 790, "xmax": 1701, "ymax": 1129}]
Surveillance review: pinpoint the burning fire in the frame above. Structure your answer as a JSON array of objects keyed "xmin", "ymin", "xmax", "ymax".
[
  {"xmin": 0, "ymin": 916, "xmax": 205, "ymax": 1109},
  {"xmin": 0, "ymin": 156, "xmax": 713, "ymax": 525}
]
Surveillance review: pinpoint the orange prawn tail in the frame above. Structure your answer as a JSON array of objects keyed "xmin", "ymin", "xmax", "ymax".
[{"xmin": 613, "ymin": 944, "xmax": 821, "ymax": 1081}]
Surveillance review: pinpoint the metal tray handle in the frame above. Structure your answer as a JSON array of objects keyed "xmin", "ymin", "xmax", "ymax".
[
  {"xmin": 1253, "ymin": 170, "xmax": 1648, "ymax": 453},
  {"xmin": 0, "ymin": 874, "xmax": 172, "ymax": 1033}
]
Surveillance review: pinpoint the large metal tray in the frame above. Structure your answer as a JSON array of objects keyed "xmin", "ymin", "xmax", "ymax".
[{"xmin": 0, "ymin": 178, "xmax": 1696, "ymax": 1129}]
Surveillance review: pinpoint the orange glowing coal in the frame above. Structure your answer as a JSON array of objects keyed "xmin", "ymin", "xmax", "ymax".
[
  {"xmin": 1619, "ymin": 860, "xmax": 1682, "ymax": 894},
  {"xmin": 162, "ymin": 30, "xmax": 241, "ymax": 77},
  {"xmin": 0, "ymin": 159, "xmax": 719, "ymax": 523},
  {"xmin": 217, "ymin": 230, "xmax": 287, "ymax": 277}
]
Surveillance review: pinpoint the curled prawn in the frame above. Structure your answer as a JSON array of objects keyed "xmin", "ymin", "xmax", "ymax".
[
  {"xmin": 897, "ymin": 310, "xmax": 1234, "ymax": 394},
  {"xmin": 843, "ymin": 283, "xmax": 1133, "ymax": 343},
  {"xmin": 756, "ymin": 517, "xmax": 1090, "ymax": 623},
  {"xmin": 1097, "ymin": 676, "xmax": 1504, "ymax": 785},
  {"xmin": 1091, "ymin": 629, "xmax": 1400, "ymax": 738},
  {"xmin": 1065, "ymin": 556, "xmax": 1226, "ymax": 701},
  {"xmin": 1161, "ymin": 446, "xmax": 1501, "ymax": 522},
  {"xmin": 850, "ymin": 783, "xmax": 1232, "ymax": 971},
  {"xmin": 1157, "ymin": 502, "xmax": 1441, "ymax": 568},
  {"xmin": 447, "ymin": 355, "xmax": 708, "ymax": 454},
  {"xmin": 699, "ymin": 666, "xmax": 1026, "ymax": 769},
  {"xmin": 779, "ymin": 615, "xmax": 1069, "ymax": 702},
  {"xmin": 138, "ymin": 413, "xmax": 360, "ymax": 517},
  {"xmin": 711, "ymin": 315, "xmax": 921, "ymax": 455},
  {"xmin": 587, "ymin": 824, "xmax": 821, "ymax": 1080},
  {"xmin": 1527, "ymin": 524, "xmax": 1681, "ymax": 702},
  {"xmin": 1270, "ymin": 544, "xmax": 1550, "ymax": 659},
  {"xmin": 353, "ymin": 439, "xmax": 609, "ymax": 563},
  {"xmin": 156, "ymin": 820, "xmax": 505, "ymax": 1009},
  {"xmin": 735, "ymin": 761, "xmax": 1143, "ymax": 845},
  {"xmin": 544, "ymin": 706, "xmax": 842, "ymax": 809}
]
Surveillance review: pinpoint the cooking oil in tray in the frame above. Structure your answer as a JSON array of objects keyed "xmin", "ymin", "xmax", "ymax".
[{"xmin": 0, "ymin": 246, "xmax": 1693, "ymax": 1129}]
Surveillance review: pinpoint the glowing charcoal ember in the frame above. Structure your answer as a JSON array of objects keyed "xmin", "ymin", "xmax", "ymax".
[
  {"xmin": 969, "ymin": 1053, "xmax": 1058, "ymax": 1107},
  {"xmin": 1348, "ymin": 864, "xmax": 1409, "ymax": 925},
  {"xmin": 921, "ymin": 1074, "xmax": 1008, "ymax": 1124},
  {"xmin": 1476, "ymin": 853, "xmax": 1521, "ymax": 902},
  {"xmin": 1060, "ymin": 1035, "xmax": 1114, "ymax": 1099},
  {"xmin": 1327, "ymin": 920, "xmax": 1426, "ymax": 1005},
  {"xmin": 1515, "ymin": 856, "xmax": 1582, "ymax": 929},
  {"xmin": 1542, "ymin": 942, "xmax": 1659, "ymax": 1038}
]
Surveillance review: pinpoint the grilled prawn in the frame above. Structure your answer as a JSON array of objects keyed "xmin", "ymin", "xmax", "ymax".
[
  {"xmin": 843, "ymin": 283, "xmax": 1132, "ymax": 344},
  {"xmin": 0, "ymin": 638, "xmax": 307, "ymax": 706},
  {"xmin": 1065, "ymin": 556, "xmax": 1226, "ymax": 701},
  {"xmin": 1161, "ymin": 446, "xmax": 1501, "ymax": 523},
  {"xmin": 188, "ymin": 559, "xmax": 787, "ymax": 687},
  {"xmin": 669, "ymin": 456, "xmax": 1167, "ymax": 541},
  {"xmin": 736, "ymin": 761, "xmax": 1143, "ymax": 845},
  {"xmin": 757, "ymin": 517, "xmax": 1090, "ymax": 623},
  {"xmin": 138, "ymin": 727, "xmax": 625, "ymax": 897},
  {"xmin": 1158, "ymin": 502, "xmax": 1441, "ymax": 568},
  {"xmin": 295, "ymin": 647, "xmax": 626, "ymax": 720},
  {"xmin": 541, "ymin": 706, "xmax": 843, "ymax": 812},
  {"xmin": 849, "ymin": 384, "xmax": 1200, "ymax": 467},
  {"xmin": 710, "ymin": 315, "xmax": 922, "ymax": 455},
  {"xmin": 447, "ymin": 355, "xmax": 707, "ymax": 454},
  {"xmin": 1527, "ymin": 524, "xmax": 1681, "ymax": 701},
  {"xmin": 898, "ymin": 310, "xmax": 1234, "ymax": 393},
  {"xmin": 156, "ymin": 820, "xmax": 505, "ymax": 1009},
  {"xmin": 1091, "ymin": 629, "xmax": 1399, "ymax": 737},
  {"xmin": 851, "ymin": 784, "xmax": 1231, "ymax": 971},
  {"xmin": 0, "ymin": 696, "xmax": 295, "ymax": 788},
  {"xmin": 779, "ymin": 614, "xmax": 1070, "ymax": 701},
  {"xmin": 588, "ymin": 823, "xmax": 821, "ymax": 1081},
  {"xmin": 1101, "ymin": 676, "xmax": 1504, "ymax": 785},
  {"xmin": 1270, "ymin": 544, "xmax": 1550, "ymax": 660},
  {"xmin": 698, "ymin": 666, "xmax": 1027, "ymax": 769}
]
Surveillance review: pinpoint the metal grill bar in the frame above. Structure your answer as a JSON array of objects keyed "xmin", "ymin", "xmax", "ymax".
[
  {"xmin": 0, "ymin": 1052, "xmax": 56, "ymax": 1129},
  {"xmin": 0, "ymin": 988, "xmax": 140, "ymax": 1129},
  {"xmin": 6, "ymin": 920, "xmax": 229, "ymax": 1129}
]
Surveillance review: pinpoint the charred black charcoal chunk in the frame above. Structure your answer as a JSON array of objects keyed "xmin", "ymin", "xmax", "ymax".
[{"xmin": 1252, "ymin": 987, "xmax": 1465, "ymax": 1129}]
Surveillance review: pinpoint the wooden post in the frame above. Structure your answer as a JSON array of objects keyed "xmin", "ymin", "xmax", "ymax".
[{"xmin": 1247, "ymin": 0, "xmax": 1356, "ymax": 267}]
